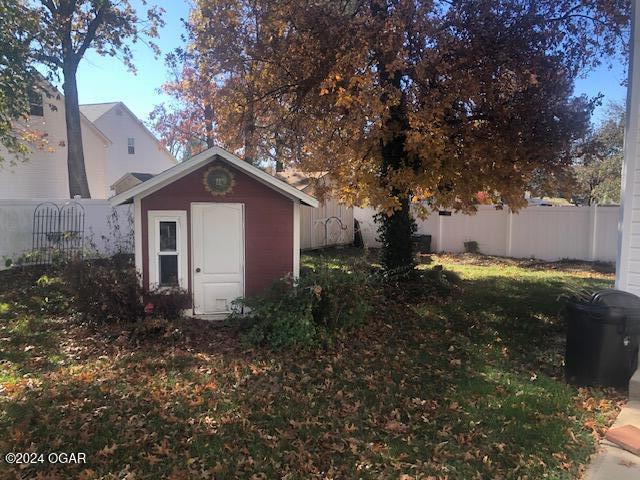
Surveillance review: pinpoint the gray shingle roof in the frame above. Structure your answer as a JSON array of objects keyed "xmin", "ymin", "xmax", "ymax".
[
  {"xmin": 129, "ymin": 172, "xmax": 155, "ymax": 182},
  {"xmin": 79, "ymin": 102, "xmax": 120, "ymax": 122}
]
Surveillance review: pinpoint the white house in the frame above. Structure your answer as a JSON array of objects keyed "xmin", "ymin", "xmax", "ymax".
[
  {"xmin": 0, "ymin": 85, "xmax": 111, "ymax": 199},
  {"xmin": 80, "ymin": 102, "xmax": 176, "ymax": 193},
  {"xmin": 0, "ymin": 86, "xmax": 176, "ymax": 200},
  {"xmin": 616, "ymin": 0, "xmax": 640, "ymax": 399}
]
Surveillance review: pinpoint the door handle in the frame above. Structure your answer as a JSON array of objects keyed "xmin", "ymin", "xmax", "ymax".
[{"xmin": 195, "ymin": 267, "xmax": 201, "ymax": 273}]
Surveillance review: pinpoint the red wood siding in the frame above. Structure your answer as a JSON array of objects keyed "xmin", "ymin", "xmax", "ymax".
[{"xmin": 141, "ymin": 157, "xmax": 294, "ymax": 296}]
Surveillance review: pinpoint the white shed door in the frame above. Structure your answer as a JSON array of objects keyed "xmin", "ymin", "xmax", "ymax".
[{"xmin": 191, "ymin": 203, "xmax": 244, "ymax": 314}]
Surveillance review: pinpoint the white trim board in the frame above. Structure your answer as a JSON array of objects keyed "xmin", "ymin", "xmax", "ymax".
[
  {"xmin": 110, "ymin": 146, "xmax": 319, "ymax": 208},
  {"xmin": 134, "ymin": 196, "xmax": 143, "ymax": 282},
  {"xmin": 147, "ymin": 210, "xmax": 188, "ymax": 290},
  {"xmin": 617, "ymin": 0, "xmax": 640, "ymax": 291},
  {"xmin": 293, "ymin": 200, "xmax": 301, "ymax": 278}
]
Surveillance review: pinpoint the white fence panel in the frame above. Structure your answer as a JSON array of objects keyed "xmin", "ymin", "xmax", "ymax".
[
  {"xmin": 509, "ymin": 207, "xmax": 591, "ymax": 260},
  {"xmin": 355, "ymin": 206, "xmax": 381, "ymax": 247},
  {"xmin": 440, "ymin": 206, "xmax": 508, "ymax": 255},
  {"xmin": 594, "ymin": 206, "xmax": 620, "ymax": 262},
  {"xmin": 0, "ymin": 199, "xmax": 133, "ymax": 268},
  {"xmin": 301, "ymin": 201, "xmax": 354, "ymax": 250},
  {"xmin": 415, "ymin": 210, "xmax": 440, "ymax": 250},
  {"xmin": 354, "ymin": 204, "xmax": 619, "ymax": 263}
]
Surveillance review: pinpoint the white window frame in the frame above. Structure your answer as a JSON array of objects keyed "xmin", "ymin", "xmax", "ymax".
[
  {"xmin": 127, "ymin": 137, "xmax": 135, "ymax": 154},
  {"xmin": 147, "ymin": 210, "xmax": 188, "ymax": 290}
]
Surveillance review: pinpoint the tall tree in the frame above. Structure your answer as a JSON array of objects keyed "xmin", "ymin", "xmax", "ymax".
[
  {"xmin": 573, "ymin": 102, "xmax": 624, "ymax": 205},
  {"xmin": 31, "ymin": 0, "xmax": 164, "ymax": 197},
  {"xmin": 150, "ymin": 51, "xmax": 218, "ymax": 160},
  {"xmin": 0, "ymin": 0, "xmax": 39, "ymax": 163},
  {"xmin": 182, "ymin": 0, "xmax": 628, "ymax": 271},
  {"xmin": 183, "ymin": 2, "xmax": 291, "ymax": 166}
]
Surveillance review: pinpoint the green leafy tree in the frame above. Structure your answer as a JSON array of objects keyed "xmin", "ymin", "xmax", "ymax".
[
  {"xmin": 0, "ymin": 0, "xmax": 39, "ymax": 163},
  {"xmin": 573, "ymin": 103, "xmax": 624, "ymax": 205},
  {"xmin": 31, "ymin": 0, "xmax": 164, "ymax": 197}
]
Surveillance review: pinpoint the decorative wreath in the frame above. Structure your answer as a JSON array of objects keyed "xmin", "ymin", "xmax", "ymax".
[{"xmin": 203, "ymin": 165, "xmax": 235, "ymax": 196}]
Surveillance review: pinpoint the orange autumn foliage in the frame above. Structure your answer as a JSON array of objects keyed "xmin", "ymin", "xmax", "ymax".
[{"xmin": 156, "ymin": 0, "xmax": 627, "ymax": 216}]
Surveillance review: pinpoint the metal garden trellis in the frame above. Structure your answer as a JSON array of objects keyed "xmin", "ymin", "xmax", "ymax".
[
  {"xmin": 31, "ymin": 201, "xmax": 85, "ymax": 265},
  {"xmin": 318, "ymin": 216, "xmax": 348, "ymax": 247}
]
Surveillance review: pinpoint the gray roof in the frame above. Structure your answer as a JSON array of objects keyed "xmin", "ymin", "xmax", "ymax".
[
  {"xmin": 79, "ymin": 102, "xmax": 120, "ymax": 122},
  {"xmin": 129, "ymin": 172, "xmax": 155, "ymax": 182}
]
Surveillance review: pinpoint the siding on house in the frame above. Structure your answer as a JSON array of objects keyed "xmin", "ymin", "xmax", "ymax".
[
  {"xmin": 616, "ymin": 1, "xmax": 640, "ymax": 294},
  {"xmin": 0, "ymin": 90, "xmax": 109, "ymax": 199},
  {"xmin": 83, "ymin": 103, "xmax": 176, "ymax": 192},
  {"xmin": 140, "ymin": 159, "xmax": 294, "ymax": 296}
]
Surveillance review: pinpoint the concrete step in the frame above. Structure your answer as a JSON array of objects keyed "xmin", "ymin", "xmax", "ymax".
[{"xmin": 585, "ymin": 401, "xmax": 640, "ymax": 479}]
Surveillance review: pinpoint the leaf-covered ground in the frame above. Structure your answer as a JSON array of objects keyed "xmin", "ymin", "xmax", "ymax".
[{"xmin": 0, "ymin": 251, "xmax": 625, "ymax": 479}]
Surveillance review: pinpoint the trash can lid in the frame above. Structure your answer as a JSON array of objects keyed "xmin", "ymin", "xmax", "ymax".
[
  {"xmin": 587, "ymin": 289, "xmax": 640, "ymax": 330},
  {"xmin": 591, "ymin": 289, "xmax": 640, "ymax": 310}
]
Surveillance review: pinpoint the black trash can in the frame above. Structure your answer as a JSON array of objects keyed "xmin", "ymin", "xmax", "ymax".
[
  {"xmin": 412, "ymin": 234, "xmax": 432, "ymax": 254},
  {"xmin": 565, "ymin": 289, "xmax": 640, "ymax": 388}
]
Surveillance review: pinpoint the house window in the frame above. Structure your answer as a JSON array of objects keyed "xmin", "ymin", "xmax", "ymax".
[
  {"xmin": 158, "ymin": 221, "xmax": 178, "ymax": 286},
  {"xmin": 128, "ymin": 137, "xmax": 135, "ymax": 154},
  {"xmin": 29, "ymin": 90, "xmax": 44, "ymax": 117},
  {"xmin": 148, "ymin": 211, "xmax": 187, "ymax": 290}
]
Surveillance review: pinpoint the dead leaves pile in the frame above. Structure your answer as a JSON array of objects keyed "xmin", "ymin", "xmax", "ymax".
[{"xmin": 0, "ymin": 263, "xmax": 625, "ymax": 479}]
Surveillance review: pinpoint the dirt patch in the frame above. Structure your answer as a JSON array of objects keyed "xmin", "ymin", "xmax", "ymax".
[{"xmin": 431, "ymin": 252, "xmax": 615, "ymax": 276}]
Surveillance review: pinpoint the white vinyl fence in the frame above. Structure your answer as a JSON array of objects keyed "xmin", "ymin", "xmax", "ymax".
[
  {"xmin": 0, "ymin": 199, "xmax": 133, "ymax": 269},
  {"xmin": 355, "ymin": 204, "xmax": 619, "ymax": 262},
  {"xmin": 301, "ymin": 202, "xmax": 354, "ymax": 250}
]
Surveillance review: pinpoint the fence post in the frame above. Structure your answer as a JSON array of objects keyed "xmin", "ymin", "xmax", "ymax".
[
  {"xmin": 506, "ymin": 207, "xmax": 513, "ymax": 257},
  {"xmin": 589, "ymin": 203, "xmax": 598, "ymax": 261},
  {"xmin": 438, "ymin": 211, "xmax": 443, "ymax": 253}
]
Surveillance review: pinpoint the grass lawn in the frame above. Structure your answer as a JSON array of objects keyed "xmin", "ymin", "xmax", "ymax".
[{"xmin": 0, "ymin": 251, "xmax": 624, "ymax": 479}]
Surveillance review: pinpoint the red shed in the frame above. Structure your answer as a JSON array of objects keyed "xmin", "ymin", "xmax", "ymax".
[{"xmin": 110, "ymin": 146, "xmax": 318, "ymax": 316}]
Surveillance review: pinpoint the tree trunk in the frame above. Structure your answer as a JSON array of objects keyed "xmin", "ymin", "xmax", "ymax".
[
  {"xmin": 204, "ymin": 103, "xmax": 215, "ymax": 148},
  {"xmin": 371, "ymin": 1, "xmax": 415, "ymax": 273},
  {"xmin": 275, "ymin": 132, "xmax": 284, "ymax": 172},
  {"xmin": 62, "ymin": 60, "xmax": 91, "ymax": 198},
  {"xmin": 243, "ymin": 97, "xmax": 257, "ymax": 165},
  {"xmin": 376, "ymin": 103, "xmax": 416, "ymax": 273}
]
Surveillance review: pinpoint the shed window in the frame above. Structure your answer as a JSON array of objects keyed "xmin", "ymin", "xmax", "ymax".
[
  {"xmin": 159, "ymin": 255, "xmax": 178, "ymax": 286},
  {"xmin": 159, "ymin": 221, "xmax": 177, "ymax": 251},
  {"xmin": 128, "ymin": 137, "xmax": 135, "ymax": 154},
  {"xmin": 148, "ymin": 211, "xmax": 187, "ymax": 290},
  {"xmin": 157, "ymin": 220, "xmax": 178, "ymax": 287}
]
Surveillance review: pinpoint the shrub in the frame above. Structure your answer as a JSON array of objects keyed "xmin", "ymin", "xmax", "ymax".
[
  {"xmin": 63, "ymin": 257, "xmax": 191, "ymax": 323},
  {"xmin": 233, "ymin": 264, "xmax": 374, "ymax": 349},
  {"xmin": 464, "ymin": 240, "xmax": 479, "ymax": 254},
  {"xmin": 144, "ymin": 288, "xmax": 192, "ymax": 320},
  {"xmin": 302, "ymin": 265, "xmax": 373, "ymax": 330},
  {"xmin": 0, "ymin": 268, "xmax": 70, "ymax": 319},
  {"xmin": 236, "ymin": 278, "xmax": 317, "ymax": 349},
  {"xmin": 63, "ymin": 258, "xmax": 143, "ymax": 323},
  {"xmin": 34, "ymin": 273, "xmax": 70, "ymax": 315}
]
